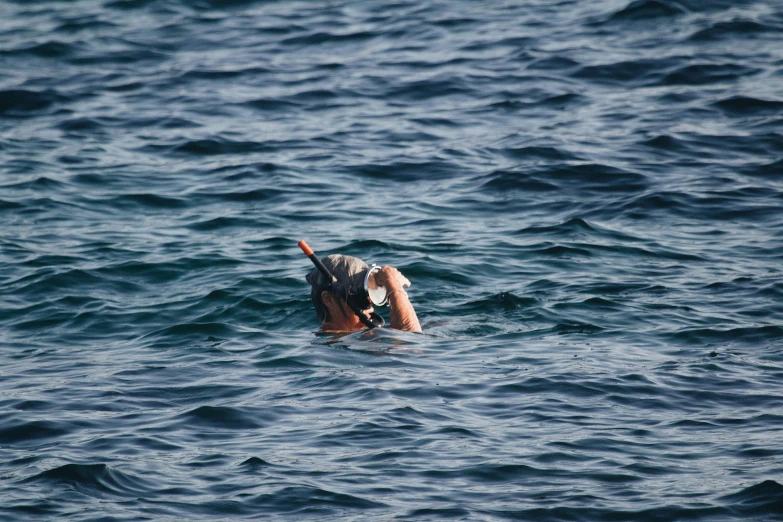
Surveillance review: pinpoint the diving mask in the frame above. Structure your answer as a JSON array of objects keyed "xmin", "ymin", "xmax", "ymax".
[{"xmin": 347, "ymin": 264, "xmax": 388, "ymax": 310}]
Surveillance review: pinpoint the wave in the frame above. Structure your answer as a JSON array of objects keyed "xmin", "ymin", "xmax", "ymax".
[
  {"xmin": 120, "ymin": 382, "xmax": 256, "ymax": 405},
  {"xmin": 68, "ymin": 48, "xmax": 168, "ymax": 65},
  {"xmin": 204, "ymin": 188, "xmax": 286, "ymax": 202},
  {"xmin": 0, "ymin": 420, "xmax": 69, "ymax": 445},
  {"xmin": 109, "ymin": 193, "xmax": 189, "ymax": 208},
  {"xmin": 604, "ymin": 0, "xmax": 689, "ymax": 22},
  {"xmin": 185, "ymin": 216, "xmax": 261, "ymax": 231},
  {"xmin": 680, "ymin": 131, "xmax": 783, "ymax": 156},
  {"xmin": 55, "ymin": 19, "xmax": 118, "ymax": 33},
  {"xmin": 1, "ymin": 175, "xmax": 67, "ymax": 191},
  {"xmin": 535, "ymin": 244, "xmax": 594, "ymax": 258},
  {"xmin": 283, "ymin": 88, "xmax": 344, "ymax": 103},
  {"xmin": 0, "ymin": 199, "xmax": 24, "ymax": 211},
  {"xmin": 0, "ymin": 89, "xmax": 69, "ymax": 116},
  {"xmin": 281, "ymin": 30, "xmax": 379, "ymax": 47},
  {"xmin": 488, "ymin": 164, "xmax": 648, "ymax": 193},
  {"xmin": 57, "ymin": 117, "xmax": 106, "ymax": 131},
  {"xmin": 712, "ymin": 96, "xmax": 783, "ymax": 116},
  {"xmin": 617, "ymin": 190, "xmax": 701, "ymax": 216},
  {"xmin": 242, "ymin": 98, "xmax": 302, "ymax": 112},
  {"xmin": 689, "ymin": 19, "xmax": 781, "ymax": 41},
  {"xmin": 487, "ymin": 505, "xmax": 726, "ymax": 520},
  {"xmin": 527, "ymin": 56, "xmax": 581, "ymax": 70},
  {"xmin": 248, "ymin": 485, "xmax": 386, "ymax": 512},
  {"xmin": 638, "ymin": 134, "xmax": 694, "ymax": 153},
  {"xmin": 177, "ymin": 405, "xmax": 265, "ymax": 429},
  {"xmin": 405, "ymin": 507, "xmax": 472, "ymax": 518},
  {"xmin": 460, "ymin": 292, "xmax": 537, "ymax": 313},
  {"xmin": 491, "ymin": 145, "xmax": 580, "ymax": 161},
  {"xmin": 669, "ymin": 326, "xmax": 783, "ymax": 345},
  {"xmin": 0, "ymin": 40, "xmax": 78, "ymax": 58},
  {"xmin": 180, "ymin": 0, "xmax": 273, "ymax": 8},
  {"xmin": 618, "ymin": 189, "xmax": 783, "ymax": 221},
  {"xmin": 481, "ymin": 169, "xmax": 556, "ymax": 192},
  {"xmin": 513, "ymin": 218, "xmax": 644, "ymax": 243},
  {"xmin": 7, "ymin": 267, "xmax": 142, "ymax": 304},
  {"xmin": 662, "ymin": 63, "xmax": 760, "ymax": 85},
  {"xmin": 146, "ymin": 322, "xmax": 240, "ymax": 339},
  {"xmin": 678, "ymin": 0, "xmax": 748, "ymax": 11},
  {"xmin": 178, "ymin": 66, "xmax": 271, "ymax": 81},
  {"xmin": 741, "ymin": 159, "xmax": 783, "ymax": 179},
  {"xmin": 240, "ymin": 456, "xmax": 274, "ymax": 469},
  {"xmin": 344, "ymin": 160, "xmax": 458, "ymax": 182},
  {"xmin": 572, "ymin": 58, "xmax": 669, "ymax": 86},
  {"xmin": 487, "ymin": 93, "xmax": 586, "ymax": 111},
  {"xmin": 22, "ymin": 463, "xmax": 154, "ymax": 498},
  {"xmin": 721, "ymin": 480, "xmax": 783, "ymax": 517},
  {"xmin": 105, "ymin": 0, "xmax": 157, "ymax": 9},
  {"xmin": 172, "ymin": 138, "xmax": 274, "ymax": 155},
  {"xmin": 571, "ymin": 54, "xmax": 761, "ymax": 88},
  {"xmin": 553, "ymin": 322, "xmax": 604, "ymax": 335},
  {"xmin": 383, "ymin": 77, "xmax": 477, "ymax": 102},
  {"xmin": 552, "ymin": 296, "xmax": 624, "ymax": 312}
]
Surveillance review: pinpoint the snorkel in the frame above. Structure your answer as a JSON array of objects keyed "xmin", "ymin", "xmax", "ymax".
[{"xmin": 298, "ymin": 240, "xmax": 385, "ymax": 329}]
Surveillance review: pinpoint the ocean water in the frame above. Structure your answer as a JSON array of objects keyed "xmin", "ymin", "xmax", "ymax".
[{"xmin": 2, "ymin": 0, "xmax": 783, "ymax": 520}]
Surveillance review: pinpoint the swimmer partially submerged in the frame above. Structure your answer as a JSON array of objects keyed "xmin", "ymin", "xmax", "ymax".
[{"xmin": 299, "ymin": 240, "xmax": 422, "ymax": 333}]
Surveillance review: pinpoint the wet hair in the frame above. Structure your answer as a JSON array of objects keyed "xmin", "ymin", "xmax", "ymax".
[{"xmin": 305, "ymin": 254, "xmax": 368, "ymax": 322}]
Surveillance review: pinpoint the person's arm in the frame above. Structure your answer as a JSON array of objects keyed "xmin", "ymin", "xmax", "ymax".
[{"xmin": 375, "ymin": 266, "xmax": 422, "ymax": 333}]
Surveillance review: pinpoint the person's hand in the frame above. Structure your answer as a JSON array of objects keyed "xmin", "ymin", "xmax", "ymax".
[
  {"xmin": 375, "ymin": 265, "xmax": 421, "ymax": 332},
  {"xmin": 373, "ymin": 265, "xmax": 411, "ymax": 292}
]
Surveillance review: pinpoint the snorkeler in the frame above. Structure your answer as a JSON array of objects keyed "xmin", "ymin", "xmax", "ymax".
[{"xmin": 299, "ymin": 241, "xmax": 422, "ymax": 333}]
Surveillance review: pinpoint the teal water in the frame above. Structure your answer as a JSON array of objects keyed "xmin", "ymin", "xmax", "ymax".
[{"xmin": 2, "ymin": 0, "xmax": 783, "ymax": 520}]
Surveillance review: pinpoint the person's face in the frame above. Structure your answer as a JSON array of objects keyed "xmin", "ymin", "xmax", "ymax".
[
  {"xmin": 337, "ymin": 294, "xmax": 375, "ymax": 326},
  {"xmin": 322, "ymin": 291, "xmax": 373, "ymax": 330}
]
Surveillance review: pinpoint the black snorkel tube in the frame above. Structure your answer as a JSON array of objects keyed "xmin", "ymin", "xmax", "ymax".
[{"xmin": 299, "ymin": 240, "xmax": 384, "ymax": 329}]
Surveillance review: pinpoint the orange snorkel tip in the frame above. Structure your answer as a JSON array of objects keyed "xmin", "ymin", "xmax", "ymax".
[
  {"xmin": 298, "ymin": 240, "xmax": 314, "ymax": 257},
  {"xmin": 298, "ymin": 239, "xmax": 337, "ymax": 285}
]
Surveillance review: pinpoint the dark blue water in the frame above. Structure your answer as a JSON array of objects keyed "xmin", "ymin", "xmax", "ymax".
[{"xmin": 2, "ymin": 0, "xmax": 783, "ymax": 520}]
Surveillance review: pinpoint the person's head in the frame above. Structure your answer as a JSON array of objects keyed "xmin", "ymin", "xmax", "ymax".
[{"xmin": 306, "ymin": 254, "xmax": 369, "ymax": 324}]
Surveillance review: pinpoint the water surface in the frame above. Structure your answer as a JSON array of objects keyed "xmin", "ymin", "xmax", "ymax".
[{"xmin": 2, "ymin": 0, "xmax": 783, "ymax": 520}]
